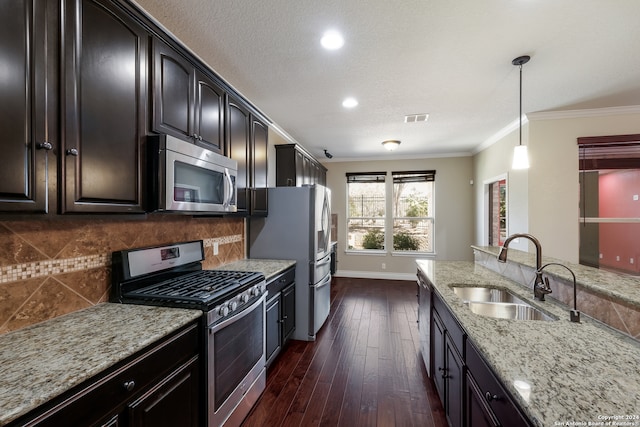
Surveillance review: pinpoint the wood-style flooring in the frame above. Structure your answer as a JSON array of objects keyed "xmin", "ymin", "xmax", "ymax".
[{"xmin": 242, "ymin": 277, "xmax": 447, "ymax": 427}]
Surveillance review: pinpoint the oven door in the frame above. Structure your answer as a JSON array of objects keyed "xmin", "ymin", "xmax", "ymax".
[{"xmin": 208, "ymin": 294, "xmax": 266, "ymax": 427}]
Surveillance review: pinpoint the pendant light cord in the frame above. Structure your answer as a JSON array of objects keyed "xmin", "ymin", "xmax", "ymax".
[{"xmin": 518, "ymin": 63, "xmax": 523, "ymax": 146}]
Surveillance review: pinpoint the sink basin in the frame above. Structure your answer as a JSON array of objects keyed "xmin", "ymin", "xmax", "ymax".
[
  {"xmin": 467, "ymin": 301, "xmax": 555, "ymax": 321},
  {"xmin": 452, "ymin": 286, "xmax": 526, "ymax": 304},
  {"xmin": 451, "ymin": 286, "xmax": 555, "ymax": 321}
]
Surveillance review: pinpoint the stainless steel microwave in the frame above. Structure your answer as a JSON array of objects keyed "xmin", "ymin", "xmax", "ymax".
[{"xmin": 147, "ymin": 135, "xmax": 237, "ymax": 213}]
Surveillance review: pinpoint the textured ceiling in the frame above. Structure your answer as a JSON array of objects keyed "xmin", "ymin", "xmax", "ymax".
[{"xmin": 133, "ymin": 0, "xmax": 640, "ymax": 161}]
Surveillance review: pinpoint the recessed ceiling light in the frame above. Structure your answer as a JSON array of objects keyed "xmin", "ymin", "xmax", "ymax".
[
  {"xmin": 321, "ymin": 30, "xmax": 344, "ymax": 50},
  {"xmin": 342, "ymin": 97, "xmax": 358, "ymax": 108}
]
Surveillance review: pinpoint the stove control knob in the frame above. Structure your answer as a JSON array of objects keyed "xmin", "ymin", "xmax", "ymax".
[
  {"xmin": 228, "ymin": 301, "xmax": 238, "ymax": 311},
  {"xmin": 240, "ymin": 294, "xmax": 250, "ymax": 303},
  {"xmin": 251, "ymin": 286, "xmax": 261, "ymax": 296},
  {"xmin": 218, "ymin": 305, "xmax": 229, "ymax": 317}
]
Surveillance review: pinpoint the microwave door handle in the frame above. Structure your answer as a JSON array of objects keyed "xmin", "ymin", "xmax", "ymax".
[{"xmin": 224, "ymin": 168, "xmax": 233, "ymax": 208}]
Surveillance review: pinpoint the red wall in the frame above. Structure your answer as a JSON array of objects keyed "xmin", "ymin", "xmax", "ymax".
[{"xmin": 598, "ymin": 170, "xmax": 640, "ymax": 274}]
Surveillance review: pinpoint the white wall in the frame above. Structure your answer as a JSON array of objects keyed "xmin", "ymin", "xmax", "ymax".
[
  {"xmin": 326, "ymin": 156, "xmax": 475, "ymax": 279},
  {"xmin": 473, "ymin": 107, "xmax": 640, "ymax": 263}
]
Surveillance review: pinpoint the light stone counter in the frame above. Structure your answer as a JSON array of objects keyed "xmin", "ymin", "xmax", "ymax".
[
  {"xmin": 0, "ymin": 304, "xmax": 201, "ymax": 426},
  {"xmin": 214, "ymin": 259, "xmax": 296, "ymax": 280},
  {"xmin": 417, "ymin": 260, "xmax": 640, "ymax": 427}
]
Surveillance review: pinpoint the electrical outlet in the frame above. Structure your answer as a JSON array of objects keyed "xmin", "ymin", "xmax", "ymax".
[
  {"xmin": 214, "ymin": 242, "xmax": 219, "ymax": 255},
  {"xmin": 631, "ymin": 258, "xmax": 635, "ymax": 265},
  {"xmin": 634, "ymin": 194, "xmax": 639, "ymax": 201},
  {"xmin": 381, "ymin": 262, "xmax": 386, "ymax": 270},
  {"xmin": 599, "ymin": 253, "xmax": 603, "ymax": 259},
  {"xmin": 616, "ymin": 255, "xmax": 620, "ymax": 262}
]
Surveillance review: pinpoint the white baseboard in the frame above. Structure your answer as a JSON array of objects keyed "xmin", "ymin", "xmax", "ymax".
[{"xmin": 334, "ymin": 269, "xmax": 417, "ymax": 281}]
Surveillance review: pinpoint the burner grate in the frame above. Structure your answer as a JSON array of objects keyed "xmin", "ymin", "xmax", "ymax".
[{"xmin": 126, "ymin": 270, "xmax": 264, "ymax": 307}]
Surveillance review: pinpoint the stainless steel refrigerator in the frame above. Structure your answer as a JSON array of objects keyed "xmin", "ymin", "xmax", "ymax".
[{"xmin": 249, "ymin": 185, "xmax": 332, "ymax": 341}]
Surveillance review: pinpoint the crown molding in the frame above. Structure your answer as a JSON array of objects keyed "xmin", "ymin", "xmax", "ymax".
[{"xmin": 527, "ymin": 105, "xmax": 640, "ymax": 121}]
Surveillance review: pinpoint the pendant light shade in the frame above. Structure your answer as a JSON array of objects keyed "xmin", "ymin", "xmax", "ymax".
[
  {"xmin": 512, "ymin": 55, "xmax": 530, "ymax": 170},
  {"xmin": 512, "ymin": 145, "xmax": 530, "ymax": 169}
]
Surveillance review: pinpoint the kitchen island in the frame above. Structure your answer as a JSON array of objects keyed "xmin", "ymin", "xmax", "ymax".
[
  {"xmin": 0, "ymin": 304, "xmax": 202, "ymax": 426},
  {"xmin": 417, "ymin": 259, "xmax": 640, "ymax": 426}
]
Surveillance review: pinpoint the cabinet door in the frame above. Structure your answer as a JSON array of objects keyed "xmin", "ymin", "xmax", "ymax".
[
  {"xmin": 227, "ymin": 98, "xmax": 250, "ymax": 213},
  {"xmin": 152, "ymin": 39, "xmax": 194, "ymax": 140},
  {"xmin": 0, "ymin": 0, "xmax": 56, "ymax": 213},
  {"xmin": 128, "ymin": 356, "xmax": 200, "ymax": 427},
  {"xmin": 194, "ymin": 70, "xmax": 224, "ymax": 154},
  {"xmin": 294, "ymin": 149, "xmax": 305, "ymax": 186},
  {"xmin": 432, "ymin": 312, "xmax": 446, "ymax": 403},
  {"xmin": 251, "ymin": 117, "xmax": 268, "ymax": 215},
  {"xmin": 265, "ymin": 294, "xmax": 281, "ymax": 366},
  {"xmin": 466, "ymin": 372, "xmax": 499, "ymax": 427},
  {"xmin": 281, "ymin": 282, "xmax": 296, "ymax": 344},
  {"xmin": 445, "ymin": 336, "xmax": 464, "ymax": 427},
  {"xmin": 61, "ymin": 0, "xmax": 147, "ymax": 213}
]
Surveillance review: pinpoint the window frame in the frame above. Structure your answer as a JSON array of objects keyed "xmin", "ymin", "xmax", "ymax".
[
  {"xmin": 345, "ymin": 172, "xmax": 387, "ymax": 253},
  {"xmin": 391, "ymin": 170, "xmax": 436, "ymax": 255},
  {"xmin": 345, "ymin": 170, "xmax": 436, "ymax": 255}
]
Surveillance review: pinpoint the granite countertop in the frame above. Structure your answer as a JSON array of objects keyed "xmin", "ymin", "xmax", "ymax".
[
  {"xmin": 417, "ymin": 260, "xmax": 640, "ymax": 426},
  {"xmin": 472, "ymin": 245, "xmax": 640, "ymax": 310},
  {"xmin": 0, "ymin": 304, "xmax": 201, "ymax": 426},
  {"xmin": 214, "ymin": 259, "xmax": 296, "ymax": 281}
]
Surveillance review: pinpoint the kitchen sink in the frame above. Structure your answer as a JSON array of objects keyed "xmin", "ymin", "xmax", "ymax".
[
  {"xmin": 452, "ymin": 286, "xmax": 526, "ymax": 304},
  {"xmin": 451, "ymin": 286, "xmax": 555, "ymax": 321},
  {"xmin": 466, "ymin": 301, "xmax": 555, "ymax": 321}
]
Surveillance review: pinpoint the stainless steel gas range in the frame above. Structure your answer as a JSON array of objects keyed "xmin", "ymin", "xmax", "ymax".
[{"xmin": 111, "ymin": 240, "xmax": 266, "ymax": 427}]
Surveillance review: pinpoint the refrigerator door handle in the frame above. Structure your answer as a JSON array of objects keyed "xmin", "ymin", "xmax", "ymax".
[
  {"xmin": 315, "ymin": 256, "xmax": 331, "ymax": 267},
  {"xmin": 314, "ymin": 274, "xmax": 331, "ymax": 290}
]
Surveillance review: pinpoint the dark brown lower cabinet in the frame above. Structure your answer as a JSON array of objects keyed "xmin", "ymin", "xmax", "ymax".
[
  {"xmin": 9, "ymin": 322, "xmax": 201, "ymax": 427},
  {"xmin": 466, "ymin": 372, "xmax": 499, "ymax": 427},
  {"xmin": 432, "ymin": 307, "xmax": 463, "ymax": 427},
  {"xmin": 427, "ymin": 286, "xmax": 531, "ymax": 427},
  {"xmin": 265, "ymin": 267, "xmax": 296, "ymax": 368}
]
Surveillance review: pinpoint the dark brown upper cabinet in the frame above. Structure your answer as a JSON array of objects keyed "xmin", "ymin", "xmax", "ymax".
[
  {"xmin": 227, "ymin": 96, "xmax": 269, "ymax": 216},
  {"xmin": 152, "ymin": 39, "xmax": 225, "ymax": 154},
  {"xmin": 275, "ymin": 144, "xmax": 327, "ymax": 187},
  {"xmin": 0, "ymin": 0, "xmax": 58, "ymax": 213},
  {"xmin": 60, "ymin": 0, "xmax": 148, "ymax": 213}
]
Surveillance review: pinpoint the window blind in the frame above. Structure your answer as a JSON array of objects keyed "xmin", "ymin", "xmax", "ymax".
[
  {"xmin": 346, "ymin": 172, "xmax": 386, "ymax": 183},
  {"xmin": 392, "ymin": 170, "xmax": 436, "ymax": 183},
  {"xmin": 577, "ymin": 134, "xmax": 640, "ymax": 170}
]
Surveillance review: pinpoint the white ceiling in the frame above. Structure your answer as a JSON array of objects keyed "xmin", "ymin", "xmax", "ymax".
[{"xmin": 133, "ymin": 0, "xmax": 640, "ymax": 161}]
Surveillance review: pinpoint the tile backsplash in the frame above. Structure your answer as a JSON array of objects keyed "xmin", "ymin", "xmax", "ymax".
[{"xmin": 0, "ymin": 215, "xmax": 245, "ymax": 334}]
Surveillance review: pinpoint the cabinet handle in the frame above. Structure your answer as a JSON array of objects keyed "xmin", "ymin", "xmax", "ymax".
[
  {"xmin": 36, "ymin": 141, "xmax": 53, "ymax": 151},
  {"xmin": 123, "ymin": 380, "xmax": 136, "ymax": 392},
  {"xmin": 485, "ymin": 391, "xmax": 499, "ymax": 402},
  {"xmin": 66, "ymin": 148, "xmax": 79, "ymax": 156}
]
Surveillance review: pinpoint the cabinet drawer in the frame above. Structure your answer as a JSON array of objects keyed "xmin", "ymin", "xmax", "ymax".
[
  {"xmin": 466, "ymin": 340, "xmax": 530, "ymax": 427},
  {"xmin": 266, "ymin": 267, "xmax": 295, "ymax": 296},
  {"xmin": 18, "ymin": 322, "xmax": 200, "ymax": 427},
  {"xmin": 433, "ymin": 290, "xmax": 465, "ymax": 353}
]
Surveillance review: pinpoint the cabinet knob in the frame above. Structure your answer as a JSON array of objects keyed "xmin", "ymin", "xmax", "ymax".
[
  {"xmin": 485, "ymin": 391, "xmax": 499, "ymax": 402},
  {"xmin": 66, "ymin": 148, "xmax": 79, "ymax": 156},
  {"xmin": 123, "ymin": 380, "xmax": 135, "ymax": 392},
  {"xmin": 36, "ymin": 141, "xmax": 53, "ymax": 151}
]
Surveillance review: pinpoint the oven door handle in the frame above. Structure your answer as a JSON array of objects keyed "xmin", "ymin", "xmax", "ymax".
[{"xmin": 208, "ymin": 292, "xmax": 266, "ymax": 333}]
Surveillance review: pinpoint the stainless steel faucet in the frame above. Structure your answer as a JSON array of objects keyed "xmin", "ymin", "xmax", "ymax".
[{"xmin": 497, "ymin": 233, "xmax": 552, "ymax": 301}]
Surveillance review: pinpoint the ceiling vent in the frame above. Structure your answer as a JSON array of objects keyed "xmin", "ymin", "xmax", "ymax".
[{"xmin": 404, "ymin": 113, "xmax": 429, "ymax": 123}]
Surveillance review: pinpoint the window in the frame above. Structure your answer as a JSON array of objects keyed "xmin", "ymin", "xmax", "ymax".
[
  {"xmin": 347, "ymin": 173, "xmax": 386, "ymax": 250},
  {"xmin": 346, "ymin": 170, "xmax": 435, "ymax": 253},
  {"xmin": 488, "ymin": 179, "xmax": 507, "ymax": 247},
  {"xmin": 392, "ymin": 171, "xmax": 435, "ymax": 252}
]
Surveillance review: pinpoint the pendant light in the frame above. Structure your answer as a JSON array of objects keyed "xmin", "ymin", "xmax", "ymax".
[{"xmin": 512, "ymin": 55, "xmax": 530, "ymax": 169}]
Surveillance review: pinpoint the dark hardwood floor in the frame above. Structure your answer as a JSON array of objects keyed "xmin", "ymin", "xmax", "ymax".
[{"xmin": 242, "ymin": 277, "xmax": 447, "ymax": 427}]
